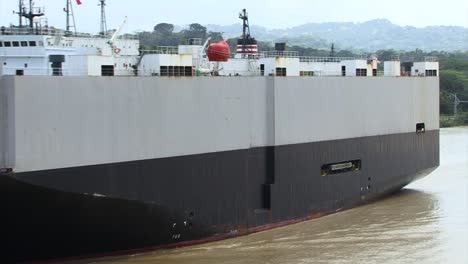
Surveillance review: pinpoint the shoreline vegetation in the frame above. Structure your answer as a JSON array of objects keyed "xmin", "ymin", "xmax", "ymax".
[
  {"xmin": 138, "ymin": 23, "xmax": 467, "ymax": 127},
  {"xmin": 440, "ymin": 114, "xmax": 468, "ymax": 128}
]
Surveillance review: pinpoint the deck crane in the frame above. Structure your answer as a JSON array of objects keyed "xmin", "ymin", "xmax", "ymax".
[
  {"xmin": 196, "ymin": 37, "xmax": 213, "ymax": 74},
  {"xmin": 107, "ymin": 16, "xmax": 127, "ymax": 56}
]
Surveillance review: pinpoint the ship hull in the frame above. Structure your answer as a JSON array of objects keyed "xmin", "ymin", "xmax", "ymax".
[{"xmin": 1, "ymin": 130, "xmax": 439, "ymax": 263}]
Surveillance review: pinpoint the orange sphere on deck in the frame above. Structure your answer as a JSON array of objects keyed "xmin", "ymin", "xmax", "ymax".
[{"xmin": 206, "ymin": 41, "xmax": 231, "ymax": 62}]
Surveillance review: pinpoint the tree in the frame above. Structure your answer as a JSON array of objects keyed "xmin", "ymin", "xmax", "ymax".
[
  {"xmin": 208, "ymin": 31, "xmax": 224, "ymax": 42},
  {"xmin": 440, "ymin": 70, "xmax": 467, "ymax": 94},
  {"xmin": 377, "ymin": 49, "xmax": 399, "ymax": 61},
  {"xmin": 183, "ymin": 23, "xmax": 207, "ymax": 39},
  {"xmin": 335, "ymin": 50, "xmax": 355, "ymax": 58},
  {"xmin": 154, "ymin": 23, "xmax": 174, "ymax": 35},
  {"xmin": 257, "ymin": 41, "xmax": 273, "ymax": 52}
]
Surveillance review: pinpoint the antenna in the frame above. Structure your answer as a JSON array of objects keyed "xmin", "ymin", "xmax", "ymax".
[
  {"xmin": 236, "ymin": 9, "xmax": 257, "ymax": 58},
  {"xmin": 63, "ymin": 0, "xmax": 77, "ymax": 36},
  {"xmin": 21, "ymin": 0, "xmax": 44, "ymax": 32},
  {"xmin": 99, "ymin": 0, "xmax": 107, "ymax": 36},
  {"xmin": 239, "ymin": 9, "xmax": 251, "ymax": 40},
  {"xmin": 239, "ymin": 9, "xmax": 250, "ymax": 56},
  {"xmin": 14, "ymin": 0, "xmax": 25, "ymax": 28},
  {"xmin": 330, "ymin": 43, "xmax": 335, "ymax": 57}
]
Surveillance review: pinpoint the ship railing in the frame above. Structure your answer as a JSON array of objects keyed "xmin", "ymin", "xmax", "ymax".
[
  {"xmin": 424, "ymin": 56, "xmax": 438, "ymax": 62},
  {"xmin": 259, "ymin": 51, "xmax": 357, "ymax": 62},
  {"xmin": 0, "ymin": 68, "xmax": 393, "ymax": 77},
  {"xmin": 0, "ymin": 67, "xmax": 432, "ymax": 78},
  {"xmin": 299, "ymin": 57, "xmax": 356, "ymax": 63},
  {"xmin": 259, "ymin": 51, "xmax": 300, "ymax": 58},
  {"xmin": 141, "ymin": 47, "xmax": 179, "ymax": 55},
  {"xmin": 0, "ymin": 67, "xmax": 136, "ymax": 77},
  {"xmin": 0, "ymin": 27, "xmax": 138, "ymax": 40}
]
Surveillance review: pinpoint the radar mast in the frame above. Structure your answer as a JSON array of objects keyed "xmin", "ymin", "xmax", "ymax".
[
  {"xmin": 63, "ymin": 0, "xmax": 77, "ymax": 36},
  {"xmin": 239, "ymin": 9, "xmax": 250, "ymax": 56},
  {"xmin": 99, "ymin": 0, "xmax": 108, "ymax": 36},
  {"xmin": 15, "ymin": 0, "xmax": 44, "ymax": 32},
  {"xmin": 237, "ymin": 9, "xmax": 257, "ymax": 58},
  {"xmin": 330, "ymin": 43, "xmax": 335, "ymax": 57}
]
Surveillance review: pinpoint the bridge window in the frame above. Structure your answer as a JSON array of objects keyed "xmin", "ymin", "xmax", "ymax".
[
  {"xmin": 28, "ymin": 41, "xmax": 36, "ymax": 47},
  {"xmin": 276, "ymin": 67, "xmax": 287, "ymax": 76},
  {"xmin": 4, "ymin": 42, "xmax": 11, "ymax": 47},
  {"xmin": 425, "ymin": 70, "xmax": 437, "ymax": 76},
  {"xmin": 20, "ymin": 41, "xmax": 28, "ymax": 47},
  {"xmin": 160, "ymin": 66, "xmax": 192, "ymax": 77},
  {"xmin": 356, "ymin": 69, "xmax": 367, "ymax": 76},
  {"xmin": 12, "ymin": 41, "xmax": 19, "ymax": 47},
  {"xmin": 300, "ymin": 71, "xmax": 314, "ymax": 76},
  {"xmin": 0, "ymin": 42, "xmax": 3, "ymax": 47},
  {"xmin": 101, "ymin": 65, "xmax": 114, "ymax": 76}
]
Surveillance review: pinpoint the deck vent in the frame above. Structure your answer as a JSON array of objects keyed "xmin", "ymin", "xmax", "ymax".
[
  {"xmin": 321, "ymin": 160, "xmax": 361, "ymax": 176},
  {"xmin": 416, "ymin": 123, "xmax": 425, "ymax": 133}
]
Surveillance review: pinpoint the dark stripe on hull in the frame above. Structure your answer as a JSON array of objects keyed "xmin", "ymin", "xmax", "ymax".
[{"xmin": 1, "ymin": 130, "xmax": 439, "ymax": 263}]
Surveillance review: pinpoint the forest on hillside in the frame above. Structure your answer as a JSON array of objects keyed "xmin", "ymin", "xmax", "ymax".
[{"xmin": 137, "ymin": 23, "xmax": 468, "ymax": 127}]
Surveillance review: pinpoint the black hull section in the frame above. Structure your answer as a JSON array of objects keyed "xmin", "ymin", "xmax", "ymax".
[{"xmin": 1, "ymin": 131, "xmax": 439, "ymax": 263}]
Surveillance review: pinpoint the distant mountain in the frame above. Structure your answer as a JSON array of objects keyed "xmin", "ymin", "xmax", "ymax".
[{"xmin": 206, "ymin": 19, "xmax": 468, "ymax": 52}]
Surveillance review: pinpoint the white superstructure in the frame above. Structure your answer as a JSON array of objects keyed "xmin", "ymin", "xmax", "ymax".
[
  {"xmin": 0, "ymin": 33, "xmax": 439, "ymax": 79},
  {"xmin": 0, "ymin": 29, "xmax": 139, "ymax": 76}
]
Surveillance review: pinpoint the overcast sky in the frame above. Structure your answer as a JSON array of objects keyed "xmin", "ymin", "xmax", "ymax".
[{"xmin": 1, "ymin": 0, "xmax": 468, "ymax": 34}]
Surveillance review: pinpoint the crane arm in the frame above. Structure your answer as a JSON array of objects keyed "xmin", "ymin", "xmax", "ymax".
[{"xmin": 108, "ymin": 16, "xmax": 127, "ymax": 47}]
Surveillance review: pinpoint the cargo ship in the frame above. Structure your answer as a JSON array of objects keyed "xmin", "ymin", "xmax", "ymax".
[{"xmin": 0, "ymin": 1, "xmax": 439, "ymax": 263}]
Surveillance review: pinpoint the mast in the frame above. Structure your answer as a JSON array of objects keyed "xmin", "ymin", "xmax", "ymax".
[
  {"xmin": 27, "ymin": 0, "xmax": 43, "ymax": 30},
  {"xmin": 236, "ymin": 9, "xmax": 257, "ymax": 58},
  {"xmin": 239, "ymin": 9, "xmax": 250, "ymax": 55},
  {"xmin": 99, "ymin": 0, "xmax": 107, "ymax": 36},
  {"xmin": 16, "ymin": 0, "xmax": 44, "ymax": 33},
  {"xmin": 330, "ymin": 43, "xmax": 335, "ymax": 57},
  {"xmin": 63, "ymin": 0, "xmax": 77, "ymax": 35},
  {"xmin": 14, "ymin": 0, "xmax": 26, "ymax": 29},
  {"xmin": 18, "ymin": 0, "xmax": 24, "ymax": 28}
]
